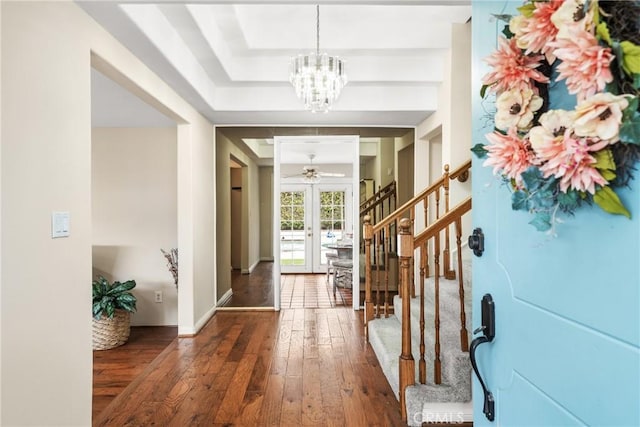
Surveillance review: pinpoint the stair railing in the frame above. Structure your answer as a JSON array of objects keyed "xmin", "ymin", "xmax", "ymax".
[
  {"xmin": 396, "ymin": 196, "xmax": 472, "ymax": 421},
  {"xmin": 362, "ymin": 161, "xmax": 471, "ymax": 340}
]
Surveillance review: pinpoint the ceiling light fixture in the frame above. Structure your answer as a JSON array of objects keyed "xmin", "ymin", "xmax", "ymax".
[{"xmin": 289, "ymin": 5, "xmax": 347, "ymax": 113}]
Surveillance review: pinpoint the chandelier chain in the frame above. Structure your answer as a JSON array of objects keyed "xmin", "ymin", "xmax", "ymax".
[{"xmin": 316, "ymin": 4, "xmax": 320, "ymax": 55}]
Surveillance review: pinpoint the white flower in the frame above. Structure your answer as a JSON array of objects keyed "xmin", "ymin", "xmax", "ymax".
[
  {"xmin": 573, "ymin": 93, "xmax": 630, "ymax": 143},
  {"xmin": 551, "ymin": 0, "xmax": 594, "ymax": 40},
  {"xmin": 495, "ymin": 88, "xmax": 544, "ymax": 131},
  {"xmin": 509, "ymin": 15, "xmax": 529, "ymax": 50}
]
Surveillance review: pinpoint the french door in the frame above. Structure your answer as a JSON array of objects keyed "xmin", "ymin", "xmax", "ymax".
[{"xmin": 279, "ymin": 184, "xmax": 352, "ymax": 273}]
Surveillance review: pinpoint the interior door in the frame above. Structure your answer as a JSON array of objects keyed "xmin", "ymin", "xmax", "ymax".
[{"xmin": 471, "ymin": 3, "xmax": 640, "ymax": 426}]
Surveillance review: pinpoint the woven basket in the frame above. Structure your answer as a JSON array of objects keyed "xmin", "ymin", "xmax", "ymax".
[{"xmin": 92, "ymin": 309, "xmax": 131, "ymax": 351}]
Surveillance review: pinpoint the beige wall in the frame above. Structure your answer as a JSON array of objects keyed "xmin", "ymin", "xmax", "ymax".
[
  {"xmin": 215, "ymin": 131, "xmax": 261, "ymax": 301},
  {"xmin": 230, "ymin": 167, "xmax": 242, "ymax": 269},
  {"xmin": 259, "ymin": 166, "xmax": 274, "ymax": 260},
  {"xmin": 92, "ymin": 127, "xmax": 178, "ymax": 326},
  {"xmin": 1, "ymin": 2, "xmax": 216, "ymax": 425}
]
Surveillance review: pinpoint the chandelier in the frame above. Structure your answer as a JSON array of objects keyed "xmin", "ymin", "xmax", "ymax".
[{"xmin": 289, "ymin": 5, "xmax": 347, "ymax": 113}]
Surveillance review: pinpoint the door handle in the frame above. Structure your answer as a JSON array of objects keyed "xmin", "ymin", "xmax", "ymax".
[
  {"xmin": 470, "ymin": 293, "xmax": 495, "ymax": 421},
  {"xmin": 468, "ymin": 228, "xmax": 484, "ymax": 257}
]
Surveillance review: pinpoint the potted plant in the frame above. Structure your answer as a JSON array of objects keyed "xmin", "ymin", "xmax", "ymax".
[{"xmin": 92, "ymin": 276, "xmax": 137, "ymax": 350}]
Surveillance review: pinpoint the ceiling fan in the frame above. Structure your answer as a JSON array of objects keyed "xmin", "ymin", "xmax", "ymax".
[{"xmin": 285, "ymin": 154, "xmax": 345, "ymax": 180}]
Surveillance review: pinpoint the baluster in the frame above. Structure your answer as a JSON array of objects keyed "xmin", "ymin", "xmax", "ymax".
[
  {"xmin": 455, "ymin": 217, "xmax": 469, "ymax": 352},
  {"xmin": 419, "ymin": 243, "xmax": 427, "ymax": 384},
  {"xmin": 433, "ymin": 230, "xmax": 442, "ymax": 385},
  {"xmin": 363, "ymin": 215, "xmax": 373, "ymax": 340},
  {"xmin": 375, "ymin": 232, "xmax": 381, "ymax": 317},
  {"xmin": 423, "ymin": 196, "xmax": 430, "ymax": 278},
  {"xmin": 443, "ymin": 165, "xmax": 456, "ymax": 280},
  {"xmin": 409, "ymin": 208, "xmax": 416, "ymax": 298},
  {"xmin": 398, "ymin": 218, "xmax": 415, "ymax": 421},
  {"xmin": 435, "ymin": 183, "xmax": 441, "ymax": 277},
  {"xmin": 384, "ymin": 224, "xmax": 390, "ymax": 317}
]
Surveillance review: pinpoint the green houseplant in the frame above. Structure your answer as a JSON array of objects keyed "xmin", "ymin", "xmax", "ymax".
[{"xmin": 92, "ymin": 276, "xmax": 137, "ymax": 350}]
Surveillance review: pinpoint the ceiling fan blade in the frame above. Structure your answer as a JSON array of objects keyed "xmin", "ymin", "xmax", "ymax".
[{"xmin": 318, "ymin": 172, "xmax": 345, "ymax": 177}]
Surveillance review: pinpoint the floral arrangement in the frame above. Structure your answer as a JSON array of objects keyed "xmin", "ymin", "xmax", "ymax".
[
  {"xmin": 161, "ymin": 248, "xmax": 178, "ymax": 289},
  {"xmin": 474, "ymin": 0, "xmax": 640, "ymax": 232}
]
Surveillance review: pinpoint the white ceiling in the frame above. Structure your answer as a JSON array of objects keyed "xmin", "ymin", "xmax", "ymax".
[{"xmin": 80, "ymin": 1, "xmax": 471, "ymax": 128}]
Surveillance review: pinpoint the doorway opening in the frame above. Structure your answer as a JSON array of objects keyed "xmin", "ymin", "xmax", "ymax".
[{"xmin": 274, "ymin": 135, "xmax": 360, "ymax": 310}]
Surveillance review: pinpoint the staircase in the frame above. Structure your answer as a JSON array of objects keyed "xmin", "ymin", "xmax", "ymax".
[
  {"xmin": 361, "ymin": 161, "xmax": 472, "ymax": 425},
  {"xmin": 368, "ymin": 256, "xmax": 472, "ymax": 425}
]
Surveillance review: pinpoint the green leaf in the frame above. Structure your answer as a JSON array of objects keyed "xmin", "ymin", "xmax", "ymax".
[
  {"xmin": 634, "ymin": 74, "xmax": 640, "ymax": 90},
  {"xmin": 596, "ymin": 22, "xmax": 611, "ymax": 45},
  {"xmin": 107, "ymin": 280, "xmax": 136, "ymax": 295},
  {"xmin": 593, "ymin": 149, "xmax": 615, "ymax": 171},
  {"xmin": 557, "ymin": 190, "xmax": 579, "ymax": 211},
  {"xmin": 501, "ymin": 24, "xmax": 514, "ymax": 39},
  {"xmin": 621, "ymin": 41, "xmax": 640, "ymax": 76},
  {"xmin": 623, "ymin": 97, "xmax": 639, "ymax": 122},
  {"xmin": 517, "ymin": 3, "xmax": 535, "ymax": 18},
  {"xmin": 619, "ymin": 110, "xmax": 640, "ymax": 145},
  {"xmin": 521, "ymin": 167, "xmax": 544, "ymax": 191},
  {"xmin": 471, "ymin": 143, "xmax": 488, "ymax": 159},
  {"xmin": 593, "ymin": 186, "xmax": 631, "ymax": 218},
  {"xmin": 600, "ymin": 169, "xmax": 617, "ymax": 181},
  {"xmin": 511, "ymin": 191, "xmax": 528, "ymax": 211},
  {"xmin": 480, "ymin": 84, "xmax": 490, "ymax": 99},
  {"xmin": 529, "ymin": 212, "xmax": 552, "ymax": 232}
]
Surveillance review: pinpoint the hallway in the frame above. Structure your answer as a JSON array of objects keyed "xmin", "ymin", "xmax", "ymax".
[
  {"xmin": 93, "ymin": 308, "xmax": 406, "ymax": 426},
  {"xmin": 222, "ymin": 262, "xmax": 353, "ymax": 309}
]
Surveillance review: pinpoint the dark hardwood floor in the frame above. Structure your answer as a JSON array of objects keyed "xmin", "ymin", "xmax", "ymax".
[
  {"xmin": 93, "ymin": 308, "xmax": 406, "ymax": 426},
  {"xmin": 223, "ymin": 262, "xmax": 353, "ymax": 309},
  {"xmin": 92, "ymin": 326, "xmax": 178, "ymax": 420}
]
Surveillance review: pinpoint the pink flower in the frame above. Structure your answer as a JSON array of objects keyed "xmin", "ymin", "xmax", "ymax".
[
  {"xmin": 483, "ymin": 128, "xmax": 537, "ymax": 183},
  {"xmin": 482, "ymin": 37, "xmax": 550, "ymax": 95},
  {"xmin": 549, "ymin": 29, "xmax": 614, "ymax": 102},
  {"xmin": 536, "ymin": 131, "xmax": 607, "ymax": 194},
  {"xmin": 514, "ymin": 0, "xmax": 563, "ymax": 63},
  {"xmin": 573, "ymin": 93, "xmax": 630, "ymax": 143}
]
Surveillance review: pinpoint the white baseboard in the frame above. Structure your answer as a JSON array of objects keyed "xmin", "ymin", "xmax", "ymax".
[
  {"xmin": 242, "ymin": 259, "xmax": 261, "ymax": 274},
  {"xmin": 178, "ymin": 304, "xmax": 217, "ymax": 336},
  {"xmin": 217, "ymin": 288, "xmax": 233, "ymax": 306}
]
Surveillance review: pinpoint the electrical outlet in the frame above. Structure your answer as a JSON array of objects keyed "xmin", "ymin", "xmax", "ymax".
[{"xmin": 154, "ymin": 291, "xmax": 163, "ymax": 303}]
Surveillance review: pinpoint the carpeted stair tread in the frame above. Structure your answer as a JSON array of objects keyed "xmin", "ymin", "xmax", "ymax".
[{"xmin": 367, "ymin": 256, "xmax": 473, "ymax": 425}]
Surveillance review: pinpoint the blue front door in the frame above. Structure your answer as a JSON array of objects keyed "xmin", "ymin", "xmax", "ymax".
[{"xmin": 471, "ymin": 1, "xmax": 640, "ymax": 425}]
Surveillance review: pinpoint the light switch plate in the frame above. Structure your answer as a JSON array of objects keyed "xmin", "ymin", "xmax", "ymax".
[{"xmin": 51, "ymin": 211, "xmax": 70, "ymax": 238}]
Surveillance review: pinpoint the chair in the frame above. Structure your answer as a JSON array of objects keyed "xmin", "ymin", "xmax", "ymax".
[
  {"xmin": 332, "ymin": 259, "xmax": 353, "ymax": 295},
  {"xmin": 326, "ymin": 252, "xmax": 339, "ymax": 284}
]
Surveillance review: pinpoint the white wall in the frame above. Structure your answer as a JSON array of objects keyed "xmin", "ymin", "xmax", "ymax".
[
  {"xmin": 1, "ymin": 2, "xmax": 216, "ymax": 425},
  {"xmin": 92, "ymin": 127, "xmax": 178, "ymax": 326},
  {"xmin": 416, "ymin": 21, "xmax": 472, "ymax": 228}
]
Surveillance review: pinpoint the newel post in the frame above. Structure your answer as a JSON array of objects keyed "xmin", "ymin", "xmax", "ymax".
[
  {"xmin": 363, "ymin": 215, "xmax": 374, "ymax": 340},
  {"xmin": 398, "ymin": 218, "xmax": 415, "ymax": 421}
]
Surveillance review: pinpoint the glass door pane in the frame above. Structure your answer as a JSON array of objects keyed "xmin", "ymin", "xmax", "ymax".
[
  {"xmin": 319, "ymin": 190, "xmax": 345, "ymax": 265},
  {"xmin": 280, "ymin": 190, "xmax": 306, "ymax": 269}
]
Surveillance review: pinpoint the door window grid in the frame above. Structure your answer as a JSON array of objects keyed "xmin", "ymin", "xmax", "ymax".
[
  {"xmin": 320, "ymin": 191, "xmax": 345, "ymax": 264},
  {"xmin": 280, "ymin": 191, "xmax": 305, "ymax": 266}
]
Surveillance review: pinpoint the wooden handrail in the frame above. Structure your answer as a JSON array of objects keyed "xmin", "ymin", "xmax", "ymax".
[
  {"xmin": 413, "ymin": 198, "xmax": 472, "ymax": 248},
  {"xmin": 360, "ymin": 181, "xmax": 396, "ymax": 210},
  {"xmin": 372, "ymin": 160, "xmax": 471, "ymax": 233},
  {"xmin": 360, "ymin": 186, "xmax": 396, "ymax": 217}
]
